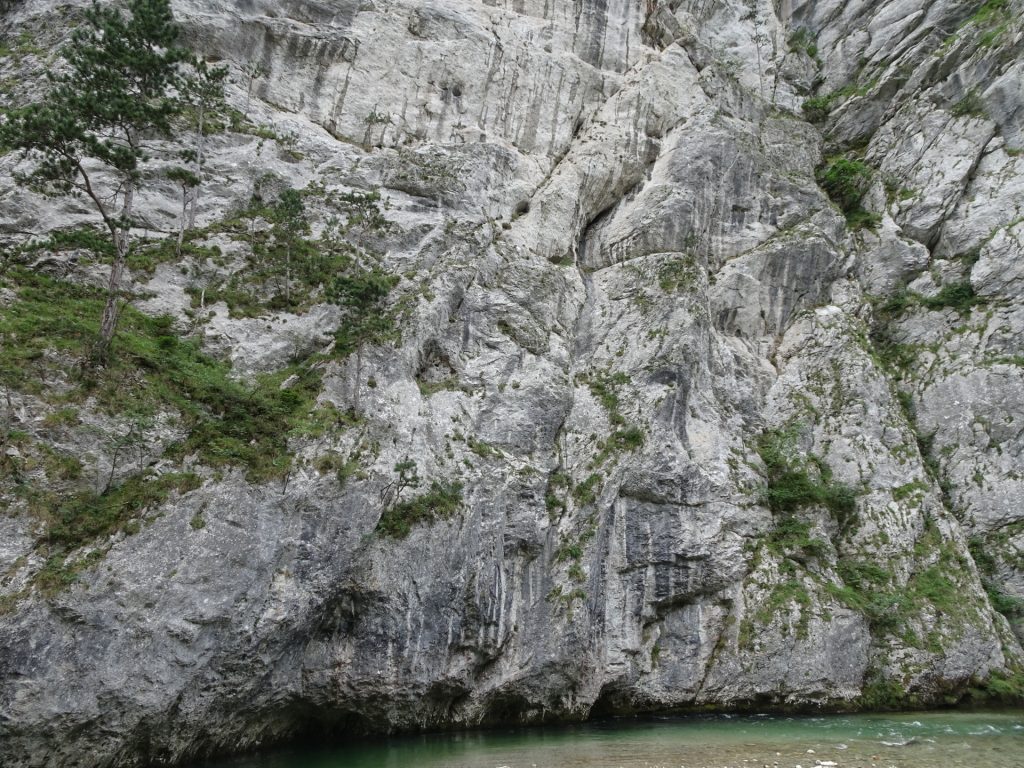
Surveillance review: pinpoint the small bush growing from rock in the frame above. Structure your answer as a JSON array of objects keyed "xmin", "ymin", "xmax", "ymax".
[
  {"xmin": 921, "ymin": 281, "xmax": 984, "ymax": 315},
  {"xmin": 816, "ymin": 157, "xmax": 879, "ymax": 230},
  {"xmin": 377, "ymin": 481, "xmax": 463, "ymax": 538},
  {"xmin": 817, "ymin": 157, "xmax": 873, "ymax": 212}
]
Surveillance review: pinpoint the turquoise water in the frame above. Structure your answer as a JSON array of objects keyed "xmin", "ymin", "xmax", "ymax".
[{"xmin": 205, "ymin": 711, "xmax": 1024, "ymax": 768}]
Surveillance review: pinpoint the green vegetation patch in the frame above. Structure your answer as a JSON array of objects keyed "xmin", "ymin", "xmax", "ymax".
[
  {"xmin": 44, "ymin": 472, "xmax": 200, "ymax": 549},
  {"xmin": 764, "ymin": 515, "xmax": 830, "ymax": 563},
  {"xmin": 25, "ymin": 471, "xmax": 200, "ymax": 594},
  {"xmin": 969, "ymin": 534, "xmax": 1024, "ymax": 622},
  {"xmin": 14, "ymin": 223, "xmax": 223, "ymax": 278},
  {"xmin": 802, "ymin": 95, "xmax": 835, "ymax": 124},
  {"xmin": 657, "ymin": 255, "xmax": 700, "ymax": 292},
  {"xmin": 788, "ymin": 28, "xmax": 818, "ymax": 59},
  {"xmin": 186, "ymin": 187, "xmax": 396, "ymax": 321},
  {"xmin": 583, "ymin": 371, "xmax": 646, "ymax": 466},
  {"xmin": 828, "ymin": 559, "xmax": 908, "ymax": 635},
  {"xmin": 376, "ymin": 481, "xmax": 463, "ymax": 538},
  {"xmin": 756, "ymin": 426, "xmax": 858, "ymax": 522},
  {"xmin": 920, "ymin": 280, "xmax": 984, "ymax": 315},
  {"xmin": 964, "ymin": 0, "xmax": 1013, "ymax": 47},
  {"xmin": 802, "ymin": 80, "xmax": 877, "ymax": 124},
  {"xmin": 859, "ymin": 678, "xmax": 908, "ymax": 710},
  {"xmin": 816, "ymin": 156, "xmax": 879, "ymax": 230},
  {"xmin": 0, "ymin": 268, "xmax": 330, "ymax": 484},
  {"xmin": 975, "ymin": 669, "xmax": 1024, "ymax": 703},
  {"xmin": 829, "ymin": 522, "xmax": 971, "ymax": 644},
  {"xmin": 951, "ymin": 90, "xmax": 987, "ymax": 118}
]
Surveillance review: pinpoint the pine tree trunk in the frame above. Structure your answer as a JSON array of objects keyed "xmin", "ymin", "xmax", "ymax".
[
  {"xmin": 285, "ymin": 243, "xmax": 291, "ymax": 304},
  {"xmin": 95, "ymin": 183, "xmax": 134, "ymax": 365}
]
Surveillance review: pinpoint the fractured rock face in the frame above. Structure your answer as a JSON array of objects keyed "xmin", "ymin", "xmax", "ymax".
[{"xmin": 1, "ymin": 0, "xmax": 1023, "ymax": 766}]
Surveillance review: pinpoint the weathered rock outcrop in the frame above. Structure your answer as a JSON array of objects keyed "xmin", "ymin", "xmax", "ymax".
[{"xmin": 1, "ymin": 0, "xmax": 1023, "ymax": 766}]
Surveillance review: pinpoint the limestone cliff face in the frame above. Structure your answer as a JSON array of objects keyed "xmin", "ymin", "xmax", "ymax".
[{"xmin": 1, "ymin": 0, "xmax": 1023, "ymax": 765}]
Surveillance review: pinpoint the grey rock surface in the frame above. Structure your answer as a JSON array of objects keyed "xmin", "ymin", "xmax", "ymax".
[{"xmin": 1, "ymin": 0, "xmax": 1023, "ymax": 766}]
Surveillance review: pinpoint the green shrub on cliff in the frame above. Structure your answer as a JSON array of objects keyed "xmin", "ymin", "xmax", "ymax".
[
  {"xmin": 377, "ymin": 481, "xmax": 464, "ymax": 538},
  {"xmin": 817, "ymin": 156, "xmax": 879, "ymax": 229}
]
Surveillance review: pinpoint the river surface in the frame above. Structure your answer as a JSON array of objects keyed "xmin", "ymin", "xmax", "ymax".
[{"xmin": 203, "ymin": 711, "xmax": 1024, "ymax": 768}]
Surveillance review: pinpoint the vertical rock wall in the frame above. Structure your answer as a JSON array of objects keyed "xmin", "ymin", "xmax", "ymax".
[{"xmin": 1, "ymin": 0, "xmax": 1023, "ymax": 765}]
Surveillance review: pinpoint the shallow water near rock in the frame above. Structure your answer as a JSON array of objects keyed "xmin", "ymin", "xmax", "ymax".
[{"xmin": 203, "ymin": 710, "xmax": 1024, "ymax": 768}]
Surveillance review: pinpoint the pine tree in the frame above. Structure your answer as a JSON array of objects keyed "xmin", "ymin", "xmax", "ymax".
[
  {"xmin": 268, "ymin": 188, "xmax": 309, "ymax": 307},
  {"xmin": 328, "ymin": 263, "xmax": 398, "ymax": 411},
  {"xmin": 0, "ymin": 0, "xmax": 217, "ymax": 364},
  {"xmin": 173, "ymin": 58, "xmax": 228, "ymax": 255}
]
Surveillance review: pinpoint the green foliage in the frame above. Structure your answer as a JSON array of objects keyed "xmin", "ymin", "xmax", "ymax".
[
  {"xmin": 20, "ymin": 223, "xmax": 221, "ymax": 277},
  {"xmin": 867, "ymin": 291, "xmax": 921, "ymax": 372},
  {"xmin": 802, "ymin": 95, "xmax": 833, "ymax": 123},
  {"xmin": 584, "ymin": 371, "xmax": 646, "ymax": 465},
  {"xmin": 572, "ymin": 473, "xmax": 602, "ymax": 505},
  {"xmin": 965, "ymin": 0, "xmax": 1012, "ymax": 47},
  {"xmin": 920, "ymin": 281, "xmax": 983, "ymax": 315},
  {"xmin": 40, "ymin": 403, "xmax": 80, "ymax": 425},
  {"xmin": 765, "ymin": 515, "xmax": 829, "ymax": 563},
  {"xmin": 185, "ymin": 188, "xmax": 397, "ymax": 332},
  {"xmin": 869, "ymin": 280, "xmax": 984, "ymax": 366},
  {"xmin": 951, "ymin": 90, "xmax": 987, "ymax": 118},
  {"xmin": 657, "ymin": 256, "xmax": 700, "ymax": 292},
  {"xmin": 0, "ymin": 268, "xmax": 110, "ymax": 392},
  {"xmin": 587, "ymin": 371, "xmax": 629, "ymax": 425},
  {"xmin": 329, "ymin": 189, "xmax": 392, "ymax": 233},
  {"xmin": 174, "ymin": 363, "xmax": 325, "ymax": 482},
  {"xmin": 0, "ymin": 29, "xmax": 45, "ymax": 61},
  {"xmin": 180, "ymin": 57, "xmax": 229, "ymax": 135},
  {"xmin": 843, "ymin": 207, "xmax": 882, "ymax": 230},
  {"xmin": 877, "ymin": 289, "xmax": 914, "ymax": 317},
  {"xmin": 0, "ymin": 0, "xmax": 194, "ymax": 192},
  {"xmin": 45, "ymin": 472, "xmax": 200, "ymax": 549},
  {"xmin": 377, "ymin": 481, "xmax": 463, "ymax": 538},
  {"xmin": 610, "ymin": 426, "xmax": 645, "ymax": 452},
  {"xmin": 977, "ymin": 670, "xmax": 1024, "ymax": 702},
  {"xmin": 467, "ymin": 437, "xmax": 500, "ymax": 459},
  {"xmin": 417, "ymin": 378, "xmax": 459, "ymax": 396},
  {"xmin": 166, "ymin": 166, "xmax": 201, "ymax": 189},
  {"xmin": 788, "ymin": 28, "xmax": 818, "ymax": 58},
  {"xmin": 32, "ymin": 224, "xmax": 115, "ymax": 259},
  {"xmin": 913, "ymin": 565, "xmax": 958, "ymax": 612},
  {"xmin": 0, "ymin": 0, "xmax": 221, "ymax": 363},
  {"xmin": 830, "ymin": 530, "xmax": 969, "ymax": 641},
  {"xmin": 892, "ymin": 479, "xmax": 928, "ymax": 501},
  {"xmin": 970, "ymin": 0, "xmax": 1008, "ymax": 24},
  {"xmin": 28, "ymin": 471, "xmax": 200, "ymax": 593},
  {"xmin": 828, "ymin": 559, "xmax": 910, "ymax": 634},
  {"xmin": 756, "ymin": 427, "xmax": 858, "ymax": 521},
  {"xmin": 0, "ymin": 268, "xmax": 327, "ymax": 483},
  {"xmin": 801, "ymin": 82, "xmax": 870, "ymax": 123},
  {"xmin": 968, "ymin": 536, "xmax": 1024, "ymax": 621},
  {"xmin": 556, "ymin": 542, "xmax": 584, "ymax": 563},
  {"xmin": 816, "ymin": 156, "xmax": 877, "ymax": 229},
  {"xmin": 860, "ymin": 678, "xmax": 907, "ymax": 710},
  {"xmin": 761, "ymin": 580, "xmax": 812, "ymax": 632},
  {"xmin": 328, "ymin": 265, "xmax": 400, "ymax": 356}
]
